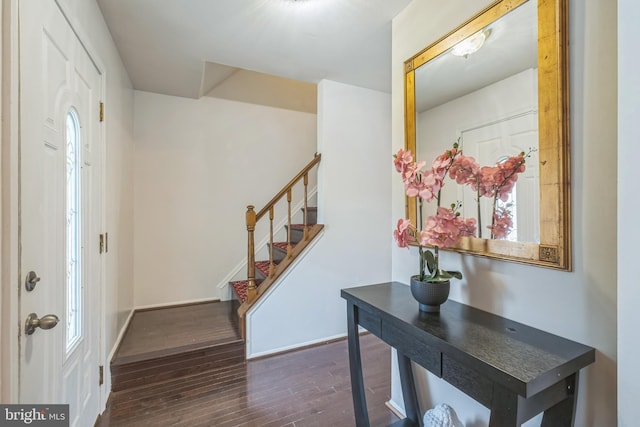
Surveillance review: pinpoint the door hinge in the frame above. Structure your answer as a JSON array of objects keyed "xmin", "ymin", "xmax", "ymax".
[
  {"xmin": 99, "ymin": 233, "xmax": 109, "ymax": 254},
  {"xmin": 99, "ymin": 365, "xmax": 104, "ymax": 386},
  {"xmin": 99, "ymin": 102, "xmax": 104, "ymax": 122}
]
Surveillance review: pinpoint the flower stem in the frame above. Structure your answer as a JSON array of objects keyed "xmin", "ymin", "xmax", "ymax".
[
  {"xmin": 476, "ymin": 185, "xmax": 482, "ymax": 238},
  {"xmin": 418, "ymin": 198, "xmax": 425, "ymax": 280},
  {"xmin": 491, "ymin": 194, "xmax": 498, "ymax": 239},
  {"xmin": 419, "ymin": 246, "xmax": 425, "ymax": 281}
]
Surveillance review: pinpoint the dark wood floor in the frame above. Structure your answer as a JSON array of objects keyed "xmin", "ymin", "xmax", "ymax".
[
  {"xmin": 99, "ymin": 333, "xmax": 397, "ymax": 426},
  {"xmin": 109, "ymin": 301, "xmax": 245, "ymax": 392}
]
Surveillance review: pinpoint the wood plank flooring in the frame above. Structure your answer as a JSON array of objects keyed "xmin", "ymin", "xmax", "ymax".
[
  {"xmin": 99, "ymin": 333, "xmax": 398, "ymax": 426},
  {"xmin": 110, "ymin": 301, "xmax": 245, "ymax": 392}
]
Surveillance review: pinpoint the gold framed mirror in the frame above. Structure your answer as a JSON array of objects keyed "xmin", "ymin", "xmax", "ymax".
[{"xmin": 404, "ymin": 0, "xmax": 570, "ymax": 270}]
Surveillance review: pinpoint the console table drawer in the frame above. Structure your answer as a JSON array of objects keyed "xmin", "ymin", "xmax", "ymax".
[
  {"xmin": 382, "ymin": 321, "xmax": 441, "ymax": 376},
  {"xmin": 442, "ymin": 354, "xmax": 493, "ymax": 407}
]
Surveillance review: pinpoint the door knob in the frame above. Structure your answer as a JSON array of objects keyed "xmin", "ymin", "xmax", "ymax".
[
  {"xmin": 24, "ymin": 313, "xmax": 59, "ymax": 336},
  {"xmin": 25, "ymin": 271, "xmax": 41, "ymax": 291}
]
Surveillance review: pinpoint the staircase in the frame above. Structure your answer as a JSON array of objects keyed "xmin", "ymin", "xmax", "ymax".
[
  {"xmin": 229, "ymin": 153, "xmax": 323, "ymax": 337},
  {"xmin": 229, "ymin": 207, "xmax": 320, "ymax": 302}
]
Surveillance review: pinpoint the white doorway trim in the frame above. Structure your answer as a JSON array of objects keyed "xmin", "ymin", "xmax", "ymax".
[{"xmin": 1, "ymin": 0, "xmax": 20, "ymax": 403}]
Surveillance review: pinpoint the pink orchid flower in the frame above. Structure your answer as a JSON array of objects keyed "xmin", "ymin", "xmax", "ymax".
[
  {"xmin": 394, "ymin": 219, "xmax": 415, "ymax": 248},
  {"xmin": 449, "ymin": 155, "xmax": 480, "ymax": 187},
  {"xmin": 488, "ymin": 207, "xmax": 514, "ymax": 239},
  {"xmin": 420, "ymin": 207, "xmax": 476, "ymax": 249}
]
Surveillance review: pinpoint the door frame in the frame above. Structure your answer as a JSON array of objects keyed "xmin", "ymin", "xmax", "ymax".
[
  {"xmin": 1, "ymin": 0, "xmax": 21, "ymax": 403},
  {"xmin": 1, "ymin": 0, "xmax": 108, "ymax": 410}
]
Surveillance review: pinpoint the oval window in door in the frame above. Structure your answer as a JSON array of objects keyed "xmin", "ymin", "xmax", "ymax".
[{"xmin": 65, "ymin": 108, "xmax": 82, "ymax": 352}]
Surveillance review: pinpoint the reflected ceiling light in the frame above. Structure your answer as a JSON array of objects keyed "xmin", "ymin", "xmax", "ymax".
[{"xmin": 451, "ymin": 29, "xmax": 491, "ymax": 58}]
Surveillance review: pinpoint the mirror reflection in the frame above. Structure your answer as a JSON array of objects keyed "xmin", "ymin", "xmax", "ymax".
[
  {"xmin": 405, "ymin": 0, "xmax": 570, "ymax": 270},
  {"xmin": 415, "ymin": 0, "xmax": 539, "ymax": 243}
]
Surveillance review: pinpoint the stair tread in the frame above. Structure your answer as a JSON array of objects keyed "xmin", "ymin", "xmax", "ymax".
[
  {"xmin": 272, "ymin": 241, "xmax": 290, "ymax": 251},
  {"xmin": 230, "ymin": 223, "xmax": 324, "ymax": 303},
  {"xmin": 255, "ymin": 260, "xmax": 272, "ymax": 276},
  {"xmin": 230, "ymin": 280, "xmax": 249, "ymax": 303}
]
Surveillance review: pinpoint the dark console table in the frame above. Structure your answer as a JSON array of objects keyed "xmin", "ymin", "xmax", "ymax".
[{"xmin": 341, "ymin": 282, "xmax": 595, "ymax": 427}]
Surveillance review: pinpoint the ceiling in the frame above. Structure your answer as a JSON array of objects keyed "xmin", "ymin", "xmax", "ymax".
[
  {"xmin": 415, "ymin": 0, "xmax": 537, "ymax": 112},
  {"xmin": 97, "ymin": 0, "xmax": 412, "ymax": 111}
]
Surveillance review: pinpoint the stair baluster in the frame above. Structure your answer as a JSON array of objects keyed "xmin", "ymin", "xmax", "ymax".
[
  {"xmin": 286, "ymin": 189, "xmax": 293, "ymax": 258},
  {"xmin": 269, "ymin": 206, "xmax": 275, "ymax": 277},
  {"xmin": 245, "ymin": 206, "xmax": 257, "ymax": 303},
  {"xmin": 303, "ymin": 173, "xmax": 309, "ymax": 241}
]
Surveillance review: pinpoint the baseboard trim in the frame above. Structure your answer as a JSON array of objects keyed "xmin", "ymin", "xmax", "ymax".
[
  {"xmin": 247, "ymin": 331, "xmax": 345, "ymax": 360},
  {"xmin": 248, "ymin": 333, "xmax": 347, "ymax": 361},
  {"xmin": 385, "ymin": 399, "xmax": 407, "ymax": 420},
  {"xmin": 102, "ymin": 307, "xmax": 135, "ymax": 409},
  {"xmin": 134, "ymin": 298, "xmax": 221, "ymax": 312},
  {"xmin": 133, "ymin": 297, "xmax": 221, "ymax": 312},
  {"xmin": 107, "ymin": 308, "xmax": 135, "ymax": 365},
  {"xmin": 247, "ymin": 330, "xmax": 371, "ymax": 360}
]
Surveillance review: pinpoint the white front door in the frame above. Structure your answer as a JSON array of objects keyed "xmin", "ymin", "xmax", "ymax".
[
  {"xmin": 460, "ymin": 112, "xmax": 540, "ymax": 242},
  {"xmin": 19, "ymin": 1, "xmax": 103, "ymax": 425}
]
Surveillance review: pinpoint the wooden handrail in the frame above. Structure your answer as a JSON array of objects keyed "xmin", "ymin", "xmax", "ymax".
[
  {"xmin": 244, "ymin": 153, "xmax": 321, "ymax": 304},
  {"xmin": 256, "ymin": 153, "xmax": 321, "ymax": 221}
]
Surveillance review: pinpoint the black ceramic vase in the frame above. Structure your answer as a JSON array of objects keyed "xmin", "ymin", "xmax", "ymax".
[{"xmin": 410, "ymin": 275, "xmax": 450, "ymax": 312}]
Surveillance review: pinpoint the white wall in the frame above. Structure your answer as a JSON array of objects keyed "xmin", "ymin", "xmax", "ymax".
[
  {"xmin": 392, "ymin": 1, "xmax": 617, "ymax": 426},
  {"xmin": 133, "ymin": 91, "xmax": 317, "ymax": 306},
  {"xmin": 618, "ymin": 0, "xmax": 639, "ymax": 425},
  {"xmin": 246, "ymin": 80, "xmax": 392, "ymax": 357}
]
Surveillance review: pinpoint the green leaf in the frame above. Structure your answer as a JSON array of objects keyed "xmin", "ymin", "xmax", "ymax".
[
  {"xmin": 447, "ymin": 270, "xmax": 463, "ymax": 280},
  {"xmin": 424, "ymin": 269, "xmax": 463, "ymax": 282},
  {"xmin": 423, "ymin": 250, "xmax": 436, "ymax": 274},
  {"xmin": 437, "ymin": 269, "xmax": 453, "ymax": 279},
  {"xmin": 425, "ymin": 271, "xmax": 450, "ymax": 283}
]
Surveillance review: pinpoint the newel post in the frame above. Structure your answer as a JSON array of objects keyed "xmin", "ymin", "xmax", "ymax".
[
  {"xmin": 303, "ymin": 173, "xmax": 309, "ymax": 241},
  {"xmin": 246, "ymin": 205, "xmax": 257, "ymax": 303}
]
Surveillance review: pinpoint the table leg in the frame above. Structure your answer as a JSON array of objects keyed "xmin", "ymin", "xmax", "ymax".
[
  {"xmin": 397, "ymin": 351, "xmax": 422, "ymax": 426},
  {"xmin": 346, "ymin": 302, "xmax": 370, "ymax": 427},
  {"xmin": 541, "ymin": 373, "xmax": 578, "ymax": 427},
  {"xmin": 488, "ymin": 383, "xmax": 519, "ymax": 427}
]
